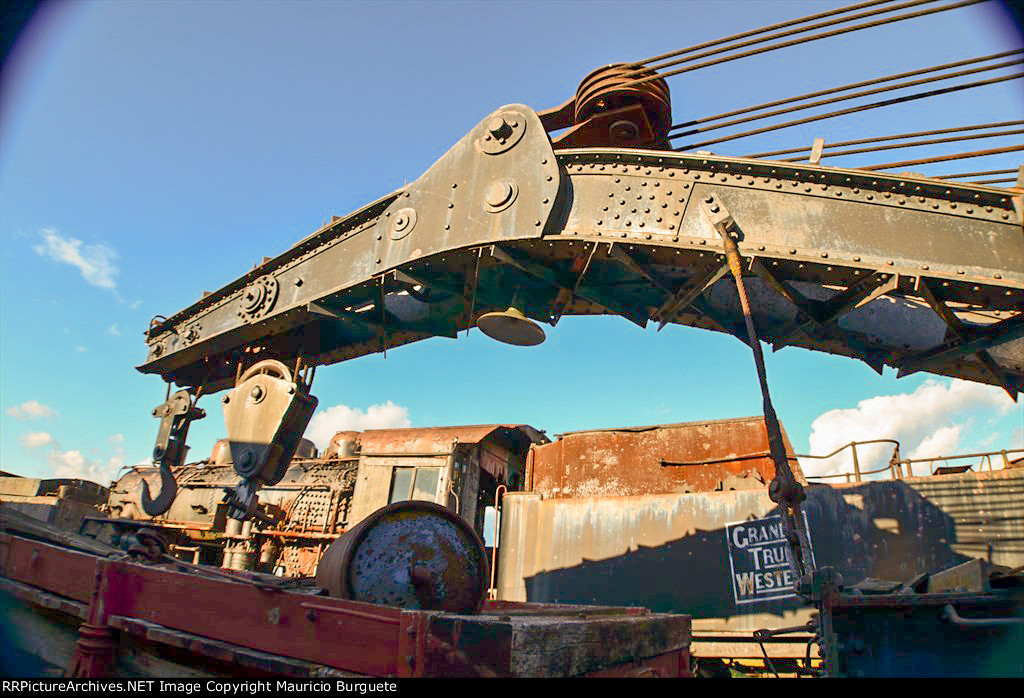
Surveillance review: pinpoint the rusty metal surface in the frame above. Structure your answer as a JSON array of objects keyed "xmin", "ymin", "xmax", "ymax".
[
  {"xmin": 539, "ymin": 64, "xmax": 673, "ymax": 150},
  {"xmin": 0, "ymin": 477, "xmax": 109, "ymax": 534},
  {"xmin": 531, "ymin": 417, "xmax": 803, "ymax": 498},
  {"xmin": 831, "ymin": 467, "xmax": 1024, "ymax": 568},
  {"xmin": 358, "ymin": 424, "xmax": 546, "ymax": 456},
  {"xmin": 316, "ymin": 500, "xmax": 487, "ymax": 614},
  {"xmin": 108, "ymin": 455, "xmax": 357, "ymax": 539},
  {"xmin": 109, "ymin": 425, "xmax": 545, "ymax": 576},
  {"xmin": 820, "ymin": 588, "xmax": 1024, "ymax": 677},
  {"xmin": 496, "ymin": 468, "xmax": 1024, "ymax": 643},
  {"xmin": 0, "ymin": 477, "xmax": 109, "ymax": 504},
  {"xmin": 135, "ymin": 103, "xmax": 1023, "ymax": 396}
]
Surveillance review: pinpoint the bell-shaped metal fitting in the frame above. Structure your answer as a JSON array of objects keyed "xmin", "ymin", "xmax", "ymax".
[{"xmin": 476, "ymin": 307, "xmax": 546, "ymax": 346}]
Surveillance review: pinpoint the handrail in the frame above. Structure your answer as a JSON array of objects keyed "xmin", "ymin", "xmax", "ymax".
[
  {"xmin": 803, "ymin": 441, "xmax": 1022, "ymax": 484},
  {"xmin": 487, "ymin": 485, "xmax": 507, "ymax": 600},
  {"xmin": 797, "ymin": 439, "xmax": 901, "ymax": 482}
]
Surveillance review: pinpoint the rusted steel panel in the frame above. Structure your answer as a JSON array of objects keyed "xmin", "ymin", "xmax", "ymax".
[
  {"xmin": 821, "ymin": 589, "xmax": 1024, "ymax": 678},
  {"xmin": 0, "ymin": 477, "xmax": 109, "ymax": 504},
  {"xmin": 358, "ymin": 424, "xmax": 544, "ymax": 455},
  {"xmin": 824, "ymin": 468, "xmax": 1024, "ymax": 572},
  {"xmin": 497, "ymin": 468, "xmax": 1024, "ymax": 642},
  {"xmin": 110, "ymin": 461, "xmax": 355, "ymax": 533},
  {"xmin": 531, "ymin": 417, "xmax": 804, "ymax": 498}
]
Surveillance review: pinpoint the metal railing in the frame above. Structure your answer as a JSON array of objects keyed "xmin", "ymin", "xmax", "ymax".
[{"xmin": 801, "ymin": 440, "xmax": 1023, "ymax": 483}]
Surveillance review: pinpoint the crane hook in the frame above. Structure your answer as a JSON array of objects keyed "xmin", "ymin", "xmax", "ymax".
[
  {"xmin": 140, "ymin": 459, "xmax": 178, "ymax": 517},
  {"xmin": 140, "ymin": 388, "xmax": 204, "ymax": 517}
]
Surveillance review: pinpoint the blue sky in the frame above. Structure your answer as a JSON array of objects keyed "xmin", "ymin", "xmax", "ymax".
[{"xmin": 1, "ymin": 0, "xmax": 1021, "ymax": 485}]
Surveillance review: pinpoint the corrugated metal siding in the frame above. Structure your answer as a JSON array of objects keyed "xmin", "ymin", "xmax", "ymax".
[{"xmin": 497, "ymin": 469, "xmax": 1024, "ymax": 633}]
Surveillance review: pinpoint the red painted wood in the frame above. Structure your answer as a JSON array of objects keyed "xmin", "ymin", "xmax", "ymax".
[{"xmin": 0, "ymin": 534, "xmax": 99, "ymax": 603}]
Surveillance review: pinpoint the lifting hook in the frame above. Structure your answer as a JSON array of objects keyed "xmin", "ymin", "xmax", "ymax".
[
  {"xmin": 140, "ymin": 459, "xmax": 179, "ymax": 517},
  {"xmin": 140, "ymin": 389, "xmax": 205, "ymax": 517}
]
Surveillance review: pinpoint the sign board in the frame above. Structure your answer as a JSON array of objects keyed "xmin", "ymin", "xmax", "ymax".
[{"xmin": 725, "ymin": 514, "xmax": 815, "ymax": 605}]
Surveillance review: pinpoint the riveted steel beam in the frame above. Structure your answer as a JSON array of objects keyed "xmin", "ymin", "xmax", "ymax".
[
  {"xmin": 918, "ymin": 279, "xmax": 1016, "ymax": 397},
  {"xmin": 138, "ymin": 105, "xmax": 1023, "ymax": 395}
]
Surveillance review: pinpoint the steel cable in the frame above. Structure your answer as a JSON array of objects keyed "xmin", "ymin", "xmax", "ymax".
[
  {"xmin": 669, "ymin": 57, "xmax": 1022, "ymax": 140},
  {"xmin": 859, "ymin": 144, "xmax": 1024, "ymax": 170},
  {"xmin": 626, "ymin": 0, "xmax": 901, "ymax": 68},
  {"xmin": 672, "ymin": 72, "xmax": 1023, "ymax": 151},
  {"xmin": 626, "ymin": 0, "xmax": 942, "ymax": 80},
  {"xmin": 931, "ymin": 168, "xmax": 1018, "ymax": 178},
  {"xmin": 745, "ymin": 120, "xmax": 1024, "ymax": 158},
  {"xmin": 619, "ymin": 0, "xmax": 987, "ymax": 89},
  {"xmin": 773, "ymin": 128, "xmax": 1024, "ymax": 162},
  {"xmin": 671, "ymin": 50, "xmax": 1022, "ymax": 136}
]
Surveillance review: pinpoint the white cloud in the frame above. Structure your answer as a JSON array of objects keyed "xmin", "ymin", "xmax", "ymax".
[
  {"xmin": 128, "ymin": 300, "xmax": 142, "ymax": 310},
  {"xmin": 6, "ymin": 400, "xmax": 57, "ymax": 419},
  {"xmin": 20, "ymin": 431, "xmax": 53, "ymax": 448},
  {"xmin": 106, "ymin": 433, "xmax": 127, "ymax": 476},
  {"xmin": 47, "ymin": 448, "xmax": 121, "ymax": 485},
  {"xmin": 908, "ymin": 424, "xmax": 963, "ymax": 461},
  {"xmin": 977, "ymin": 431, "xmax": 1000, "ymax": 448},
  {"xmin": 304, "ymin": 401, "xmax": 411, "ymax": 452},
  {"xmin": 108, "ymin": 324, "xmax": 121, "ymax": 337},
  {"xmin": 37, "ymin": 433, "xmax": 131, "ymax": 485},
  {"xmin": 801, "ymin": 379, "xmax": 1017, "ymax": 480},
  {"xmin": 34, "ymin": 228, "xmax": 119, "ymax": 290},
  {"xmin": 75, "ymin": 346, "xmax": 88, "ymax": 353}
]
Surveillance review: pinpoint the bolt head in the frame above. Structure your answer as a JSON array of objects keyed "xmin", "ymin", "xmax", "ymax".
[
  {"xmin": 485, "ymin": 180, "xmax": 513, "ymax": 208},
  {"xmin": 250, "ymin": 385, "xmax": 263, "ymax": 400},
  {"xmin": 609, "ymin": 120, "xmax": 639, "ymax": 141},
  {"xmin": 488, "ymin": 116, "xmax": 512, "ymax": 140}
]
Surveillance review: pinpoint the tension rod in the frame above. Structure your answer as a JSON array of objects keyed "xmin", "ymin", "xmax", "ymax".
[{"xmin": 699, "ymin": 194, "xmax": 813, "ymax": 586}]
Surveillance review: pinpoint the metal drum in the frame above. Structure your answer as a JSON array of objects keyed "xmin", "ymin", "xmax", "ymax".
[{"xmin": 315, "ymin": 501, "xmax": 487, "ymax": 613}]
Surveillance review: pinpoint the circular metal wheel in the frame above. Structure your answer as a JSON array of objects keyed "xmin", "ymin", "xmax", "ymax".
[
  {"xmin": 236, "ymin": 358, "xmax": 292, "ymax": 386},
  {"xmin": 575, "ymin": 63, "xmax": 672, "ymax": 141},
  {"xmin": 316, "ymin": 500, "xmax": 488, "ymax": 613}
]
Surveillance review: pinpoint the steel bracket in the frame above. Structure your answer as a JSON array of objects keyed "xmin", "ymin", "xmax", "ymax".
[
  {"xmin": 143, "ymin": 390, "xmax": 206, "ymax": 516},
  {"xmin": 371, "ymin": 105, "xmax": 561, "ymax": 274}
]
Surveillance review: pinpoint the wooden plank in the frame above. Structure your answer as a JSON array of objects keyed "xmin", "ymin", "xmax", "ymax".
[
  {"xmin": 110, "ymin": 616, "xmax": 365, "ymax": 678},
  {"xmin": 426, "ymin": 611, "xmax": 691, "ymax": 677},
  {"xmin": 96, "ymin": 560, "xmax": 405, "ymax": 676},
  {"xmin": 0, "ymin": 534, "xmax": 100, "ymax": 603}
]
